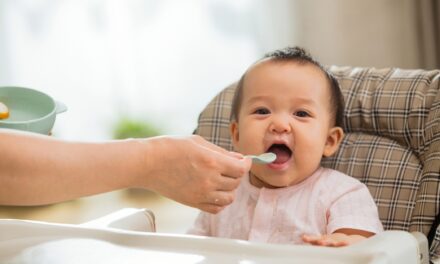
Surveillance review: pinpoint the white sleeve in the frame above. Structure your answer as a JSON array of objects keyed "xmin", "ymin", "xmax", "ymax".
[{"xmin": 326, "ymin": 181, "xmax": 384, "ymax": 234}]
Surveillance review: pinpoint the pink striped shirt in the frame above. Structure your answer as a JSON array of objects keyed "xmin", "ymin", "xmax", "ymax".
[{"xmin": 188, "ymin": 167, "xmax": 383, "ymax": 244}]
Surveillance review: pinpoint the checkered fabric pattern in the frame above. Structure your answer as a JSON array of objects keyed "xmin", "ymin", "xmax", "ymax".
[{"xmin": 194, "ymin": 66, "xmax": 440, "ymax": 260}]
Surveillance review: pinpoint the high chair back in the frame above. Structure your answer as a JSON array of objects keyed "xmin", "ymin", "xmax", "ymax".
[{"xmin": 194, "ymin": 66, "xmax": 440, "ymax": 261}]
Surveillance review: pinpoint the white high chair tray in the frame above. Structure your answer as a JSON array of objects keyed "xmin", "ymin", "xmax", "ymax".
[{"xmin": 0, "ymin": 209, "xmax": 428, "ymax": 264}]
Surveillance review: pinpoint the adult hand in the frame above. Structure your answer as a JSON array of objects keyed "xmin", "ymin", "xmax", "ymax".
[
  {"xmin": 138, "ymin": 135, "xmax": 252, "ymax": 214},
  {"xmin": 0, "ymin": 130, "xmax": 250, "ymax": 210}
]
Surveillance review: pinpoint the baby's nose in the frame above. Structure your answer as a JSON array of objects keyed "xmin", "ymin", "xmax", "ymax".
[{"xmin": 269, "ymin": 115, "xmax": 292, "ymax": 133}]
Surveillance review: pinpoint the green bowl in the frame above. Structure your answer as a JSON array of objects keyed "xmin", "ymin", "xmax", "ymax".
[{"xmin": 0, "ymin": 86, "xmax": 67, "ymax": 134}]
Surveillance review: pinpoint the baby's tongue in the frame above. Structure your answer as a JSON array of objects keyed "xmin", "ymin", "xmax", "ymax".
[{"xmin": 269, "ymin": 146, "xmax": 291, "ymax": 164}]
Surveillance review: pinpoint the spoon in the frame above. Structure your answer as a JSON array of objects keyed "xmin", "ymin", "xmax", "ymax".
[{"xmin": 245, "ymin": 152, "xmax": 277, "ymax": 164}]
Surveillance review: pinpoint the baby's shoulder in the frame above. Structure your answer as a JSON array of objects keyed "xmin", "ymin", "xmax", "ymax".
[{"xmin": 314, "ymin": 167, "xmax": 365, "ymax": 195}]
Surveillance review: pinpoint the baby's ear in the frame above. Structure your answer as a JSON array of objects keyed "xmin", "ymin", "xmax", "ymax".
[
  {"xmin": 230, "ymin": 121, "xmax": 240, "ymax": 150},
  {"xmin": 323, "ymin": 127, "xmax": 344, "ymax": 157}
]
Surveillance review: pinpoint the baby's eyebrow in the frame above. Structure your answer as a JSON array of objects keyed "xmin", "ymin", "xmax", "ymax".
[
  {"xmin": 245, "ymin": 95, "xmax": 269, "ymax": 104},
  {"xmin": 293, "ymin": 97, "xmax": 318, "ymax": 107},
  {"xmin": 245, "ymin": 95, "xmax": 319, "ymax": 109}
]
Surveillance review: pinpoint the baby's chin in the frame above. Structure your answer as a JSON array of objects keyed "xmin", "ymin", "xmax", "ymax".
[{"xmin": 249, "ymin": 172, "xmax": 294, "ymax": 189}]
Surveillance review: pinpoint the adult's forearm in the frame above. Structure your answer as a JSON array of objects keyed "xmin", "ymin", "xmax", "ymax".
[
  {"xmin": 0, "ymin": 131, "xmax": 251, "ymax": 213},
  {"xmin": 0, "ymin": 130, "xmax": 147, "ymax": 205}
]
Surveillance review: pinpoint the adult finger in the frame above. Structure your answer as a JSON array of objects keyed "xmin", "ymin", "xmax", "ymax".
[
  {"xmin": 203, "ymin": 190, "xmax": 236, "ymax": 207},
  {"xmin": 198, "ymin": 203, "xmax": 225, "ymax": 214},
  {"xmin": 212, "ymin": 175, "xmax": 241, "ymax": 192},
  {"xmin": 216, "ymin": 154, "xmax": 252, "ymax": 179}
]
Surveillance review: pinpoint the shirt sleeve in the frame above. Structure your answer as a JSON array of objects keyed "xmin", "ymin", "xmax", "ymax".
[
  {"xmin": 186, "ymin": 211, "xmax": 211, "ymax": 236},
  {"xmin": 326, "ymin": 180, "xmax": 384, "ymax": 235}
]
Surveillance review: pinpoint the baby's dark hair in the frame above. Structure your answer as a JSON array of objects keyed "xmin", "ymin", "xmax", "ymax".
[{"xmin": 230, "ymin": 46, "xmax": 345, "ymax": 128}]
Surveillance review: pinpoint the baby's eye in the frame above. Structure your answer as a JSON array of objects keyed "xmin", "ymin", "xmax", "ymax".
[
  {"xmin": 253, "ymin": 108, "xmax": 270, "ymax": 115},
  {"xmin": 294, "ymin": 110, "xmax": 310, "ymax": 118}
]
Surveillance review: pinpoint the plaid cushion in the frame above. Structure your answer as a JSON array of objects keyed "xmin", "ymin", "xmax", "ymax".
[{"xmin": 194, "ymin": 66, "xmax": 440, "ymax": 260}]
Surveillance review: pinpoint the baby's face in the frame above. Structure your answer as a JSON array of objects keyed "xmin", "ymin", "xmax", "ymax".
[{"xmin": 230, "ymin": 60, "xmax": 343, "ymax": 188}]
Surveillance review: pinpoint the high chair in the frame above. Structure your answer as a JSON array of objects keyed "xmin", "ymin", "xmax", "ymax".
[
  {"xmin": 194, "ymin": 66, "xmax": 440, "ymax": 263},
  {"xmin": 0, "ymin": 208, "xmax": 431, "ymax": 263},
  {"xmin": 0, "ymin": 66, "xmax": 438, "ymax": 263}
]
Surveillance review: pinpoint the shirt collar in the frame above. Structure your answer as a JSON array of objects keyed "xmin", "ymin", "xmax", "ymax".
[{"xmin": 241, "ymin": 167, "xmax": 324, "ymax": 197}]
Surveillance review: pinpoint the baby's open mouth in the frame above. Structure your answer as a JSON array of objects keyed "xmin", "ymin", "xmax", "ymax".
[{"xmin": 267, "ymin": 144, "xmax": 292, "ymax": 164}]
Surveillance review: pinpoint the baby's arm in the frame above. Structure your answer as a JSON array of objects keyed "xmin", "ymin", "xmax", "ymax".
[{"xmin": 302, "ymin": 228, "xmax": 375, "ymax": 247}]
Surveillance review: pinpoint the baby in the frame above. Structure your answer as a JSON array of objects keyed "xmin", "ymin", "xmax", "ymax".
[{"xmin": 188, "ymin": 47, "xmax": 383, "ymax": 247}]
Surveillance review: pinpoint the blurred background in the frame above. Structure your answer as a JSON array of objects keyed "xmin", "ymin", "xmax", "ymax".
[{"xmin": 0, "ymin": 0, "xmax": 438, "ymax": 233}]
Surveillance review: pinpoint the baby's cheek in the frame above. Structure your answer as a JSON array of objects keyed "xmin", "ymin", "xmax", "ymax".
[
  {"xmin": 297, "ymin": 149, "xmax": 323, "ymax": 171},
  {"xmin": 240, "ymin": 138, "xmax": 262, "ymax": 153}
]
